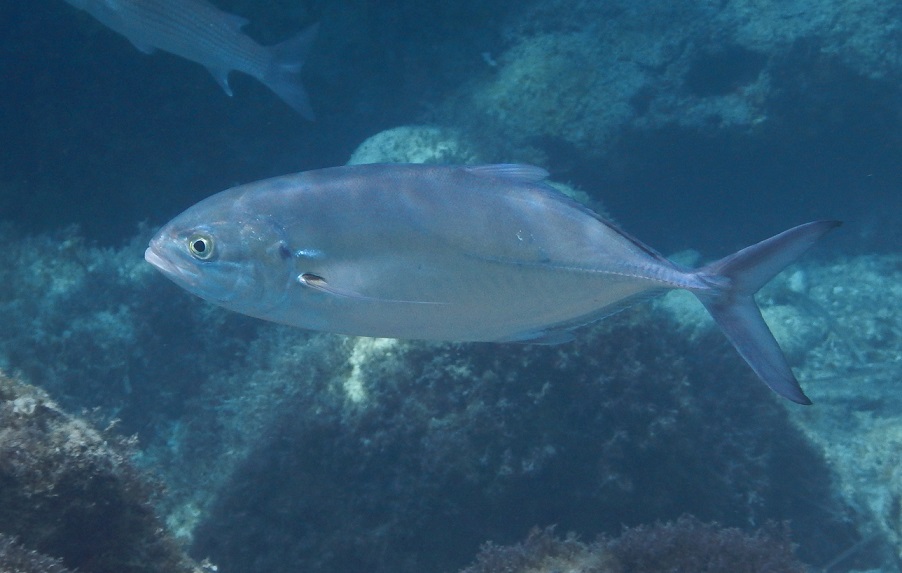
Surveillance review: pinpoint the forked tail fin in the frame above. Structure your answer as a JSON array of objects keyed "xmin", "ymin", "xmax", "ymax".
[
  {"xmin": 692, "ymin": 221, "xmax": 841, "ymax": 404},
  {"xmin": 261, "ymin": 22, "xmax": 319, "ymax": 120}
]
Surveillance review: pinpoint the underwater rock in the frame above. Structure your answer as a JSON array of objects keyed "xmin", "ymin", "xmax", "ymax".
[
  {"xmin": 0, "ymin": 371, "xmax": 207, "ymax": 573},
  {"xmin": 187, "ymin": 303, "xmax": 857, "ymax": 573},
  {"xmin": 0, "ymin": 534, "xmax": 73, "ymax": 573},
  {"xmin": 460, "ymin": 527, "xmax": 616, "ymax": 573},
  {"xmin": 783, "ymin": 254, "xmax": 902, "ymax": 568},
  {"xmin": 460, "ymin": 30, "xmax": 648, "ymax": 154},
  {"xmin": 0, "ymin": 222, "xmax": 270, "ymax": 546},
  {"xmin": 603, "ymin": 516, "xmax": 806, "ymax": 573},
  {"xmin": 461, "ymin": 517, "xmax": 807, "ymax": 573},
  {"xmin": 437, "ymin": 0, "xmax": 902, "ymax": 160},
  {"xmin": 347, "ymin": 125, "xmax": 483, "ymax": 165},
  {"xmin": 0, "ymin": 223, "xmax": 261, "ymax": 441},
  {"xmin": 658, "ymin": 252, "xmax": 902, "ymax": 569}
]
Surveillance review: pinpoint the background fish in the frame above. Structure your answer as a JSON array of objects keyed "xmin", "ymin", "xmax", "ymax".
[
  {"xmin": 62, "ymin": 0, "xmax": 317, "ymax": 118},
  {"xmin": 145, "ymin": 163, "xmax": 839, "ymax": 404}
]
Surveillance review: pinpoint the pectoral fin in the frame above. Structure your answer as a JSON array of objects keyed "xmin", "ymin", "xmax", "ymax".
[
  {"xmin": 297, "ymin": 273, "xmax": 448, "ymax": 305},
  {"xmin": 298, "ymin": 273, "xmax": 362, "ymax": 298}
]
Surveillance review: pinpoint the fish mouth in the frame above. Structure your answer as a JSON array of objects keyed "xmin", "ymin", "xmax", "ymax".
[
  {"xmin": 144, "ymin": 245, "xmax": 200, "ymax": 285},
  {"xmin": 143, "ymin": 246, "xmax": 168, "ymax": 271}
]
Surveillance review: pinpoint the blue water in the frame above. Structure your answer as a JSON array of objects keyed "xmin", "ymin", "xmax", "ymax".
[{"xmin": 1, "ymin": 1, "xmax": 901, "ymax": 572}]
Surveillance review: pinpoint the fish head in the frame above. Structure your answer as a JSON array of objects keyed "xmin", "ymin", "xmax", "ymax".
[{"xmin": 145, "ymin": 192, "xmax": 293, "ymax": 317}]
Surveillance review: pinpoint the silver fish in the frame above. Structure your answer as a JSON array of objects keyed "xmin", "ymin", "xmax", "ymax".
[
  {"xmin": 145, "ymin": 163, "xmax": 839, "ymax": 404},
  {"xmin": 63, "ymin": 0, "xmax": 317, "ymax": 118}
]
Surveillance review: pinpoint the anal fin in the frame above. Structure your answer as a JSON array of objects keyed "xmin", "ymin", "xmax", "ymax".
[
  {"xmin": 125, "ymin": 36, "xmax": 157, "ymax": 54},
  {"xmin": 207, "ymin": 66, "xmax": 233, "ymax": 96}
]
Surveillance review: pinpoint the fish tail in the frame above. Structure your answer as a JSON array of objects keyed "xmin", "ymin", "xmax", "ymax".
[
  {"xmin": 691, "ymin": 220, "xmax": 841, "ymax": 404},
  {"xmin": 261, "ymin": 22, "xmax": 319, "ymax": 120}
]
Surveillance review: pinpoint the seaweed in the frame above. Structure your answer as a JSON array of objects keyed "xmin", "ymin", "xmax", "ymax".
[
  {"xmin": 461, "ymin": 516, "xmax": 807, "ymax": 573},
  {"xmin": 0, "ymin": 372, "xmax": 207, "ymax": 573}
]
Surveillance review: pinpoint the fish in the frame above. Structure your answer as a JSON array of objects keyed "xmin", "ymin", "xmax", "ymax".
[
  {"xmin": 145, "ymin": 163, "xmax": 840, "ymax": 404},
  {"xmin": 62, "ymin": 0, "xmax": 317, "ymax": 118}
]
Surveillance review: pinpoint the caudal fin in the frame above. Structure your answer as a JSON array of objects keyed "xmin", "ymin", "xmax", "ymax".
[
  {"xmin": 692, "ymin": 221, "xmax": 841, "ymax": 404},
  {"xmin": 262, "ymin": 23, "xmax": 319, "ymax": 120}
]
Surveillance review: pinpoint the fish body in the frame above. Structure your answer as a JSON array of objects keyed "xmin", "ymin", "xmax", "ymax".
[
  {"xmin": 146, "ymin": 163, "xmax": 839, "ymax": 404},
  {"xmin": 63, "ymin": 0, "xmax": 317, "ymax": 118}
]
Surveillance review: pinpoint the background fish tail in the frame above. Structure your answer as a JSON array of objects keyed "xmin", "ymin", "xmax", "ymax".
[
  {"xmin": 260, "ymin": 23, "xmax": 319, "ymax": 120},
  {"xmin": 691, "ymin": 220, "xmax": 841, "ymax": 404}
]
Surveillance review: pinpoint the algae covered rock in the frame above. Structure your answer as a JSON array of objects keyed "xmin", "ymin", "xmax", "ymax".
[
  {"xmin": 347, "ymin": 125, "xmax": 483, "ymax": 165},
  {"xmin": 0, "ymin": 371, "xmax": 206, "ymax": 573},
  {"xmin": 603, "ymin": 516, "xmax": 806, "ymax": 573},
  {"xmin": 0, "ymin": 534, "xmax": 73, "ymax": 573},
  {"xmin": 431, "ymin": 0, "xmax": 902, "ymax": 180},
  {"xmin": 187, "ymin": 305, "xmax": 857, "ymax": 573},
  {"xmin": 461, "ymin": 527, "xmax": 616, "ymax": 573},
  {"xmin": 462, "ymin": 517, "xmax": 807, "ymax": 573},
  {"xmin": 0, "ymin": 223, "xmax": 261, "ymax": 443},
  {"xmin": 464, "ymin": 30, "xmax": 647, "ymax": 152},
  {"xmin": 782, "ymin": 254, "xmax": 902, "ymax": 567}
]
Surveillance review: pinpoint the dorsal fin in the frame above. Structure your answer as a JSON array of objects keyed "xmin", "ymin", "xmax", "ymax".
[{"xmin": 465, "ymin": 164, "xmax": 549, "ymax": 183}]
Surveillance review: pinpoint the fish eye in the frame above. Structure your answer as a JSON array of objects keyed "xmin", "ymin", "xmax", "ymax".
[{"xmin": 187, "ymin": 233, "xmax": 215, "ymax": 260}]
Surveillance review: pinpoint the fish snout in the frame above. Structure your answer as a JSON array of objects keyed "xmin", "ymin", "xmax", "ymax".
[
  {"xmin": 144, "ymin": 243, "xmax": 202, "ymax": 285},
  {"xmin": 144, "ymin": 235, "xmax": 262, "ymax": 307}
]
